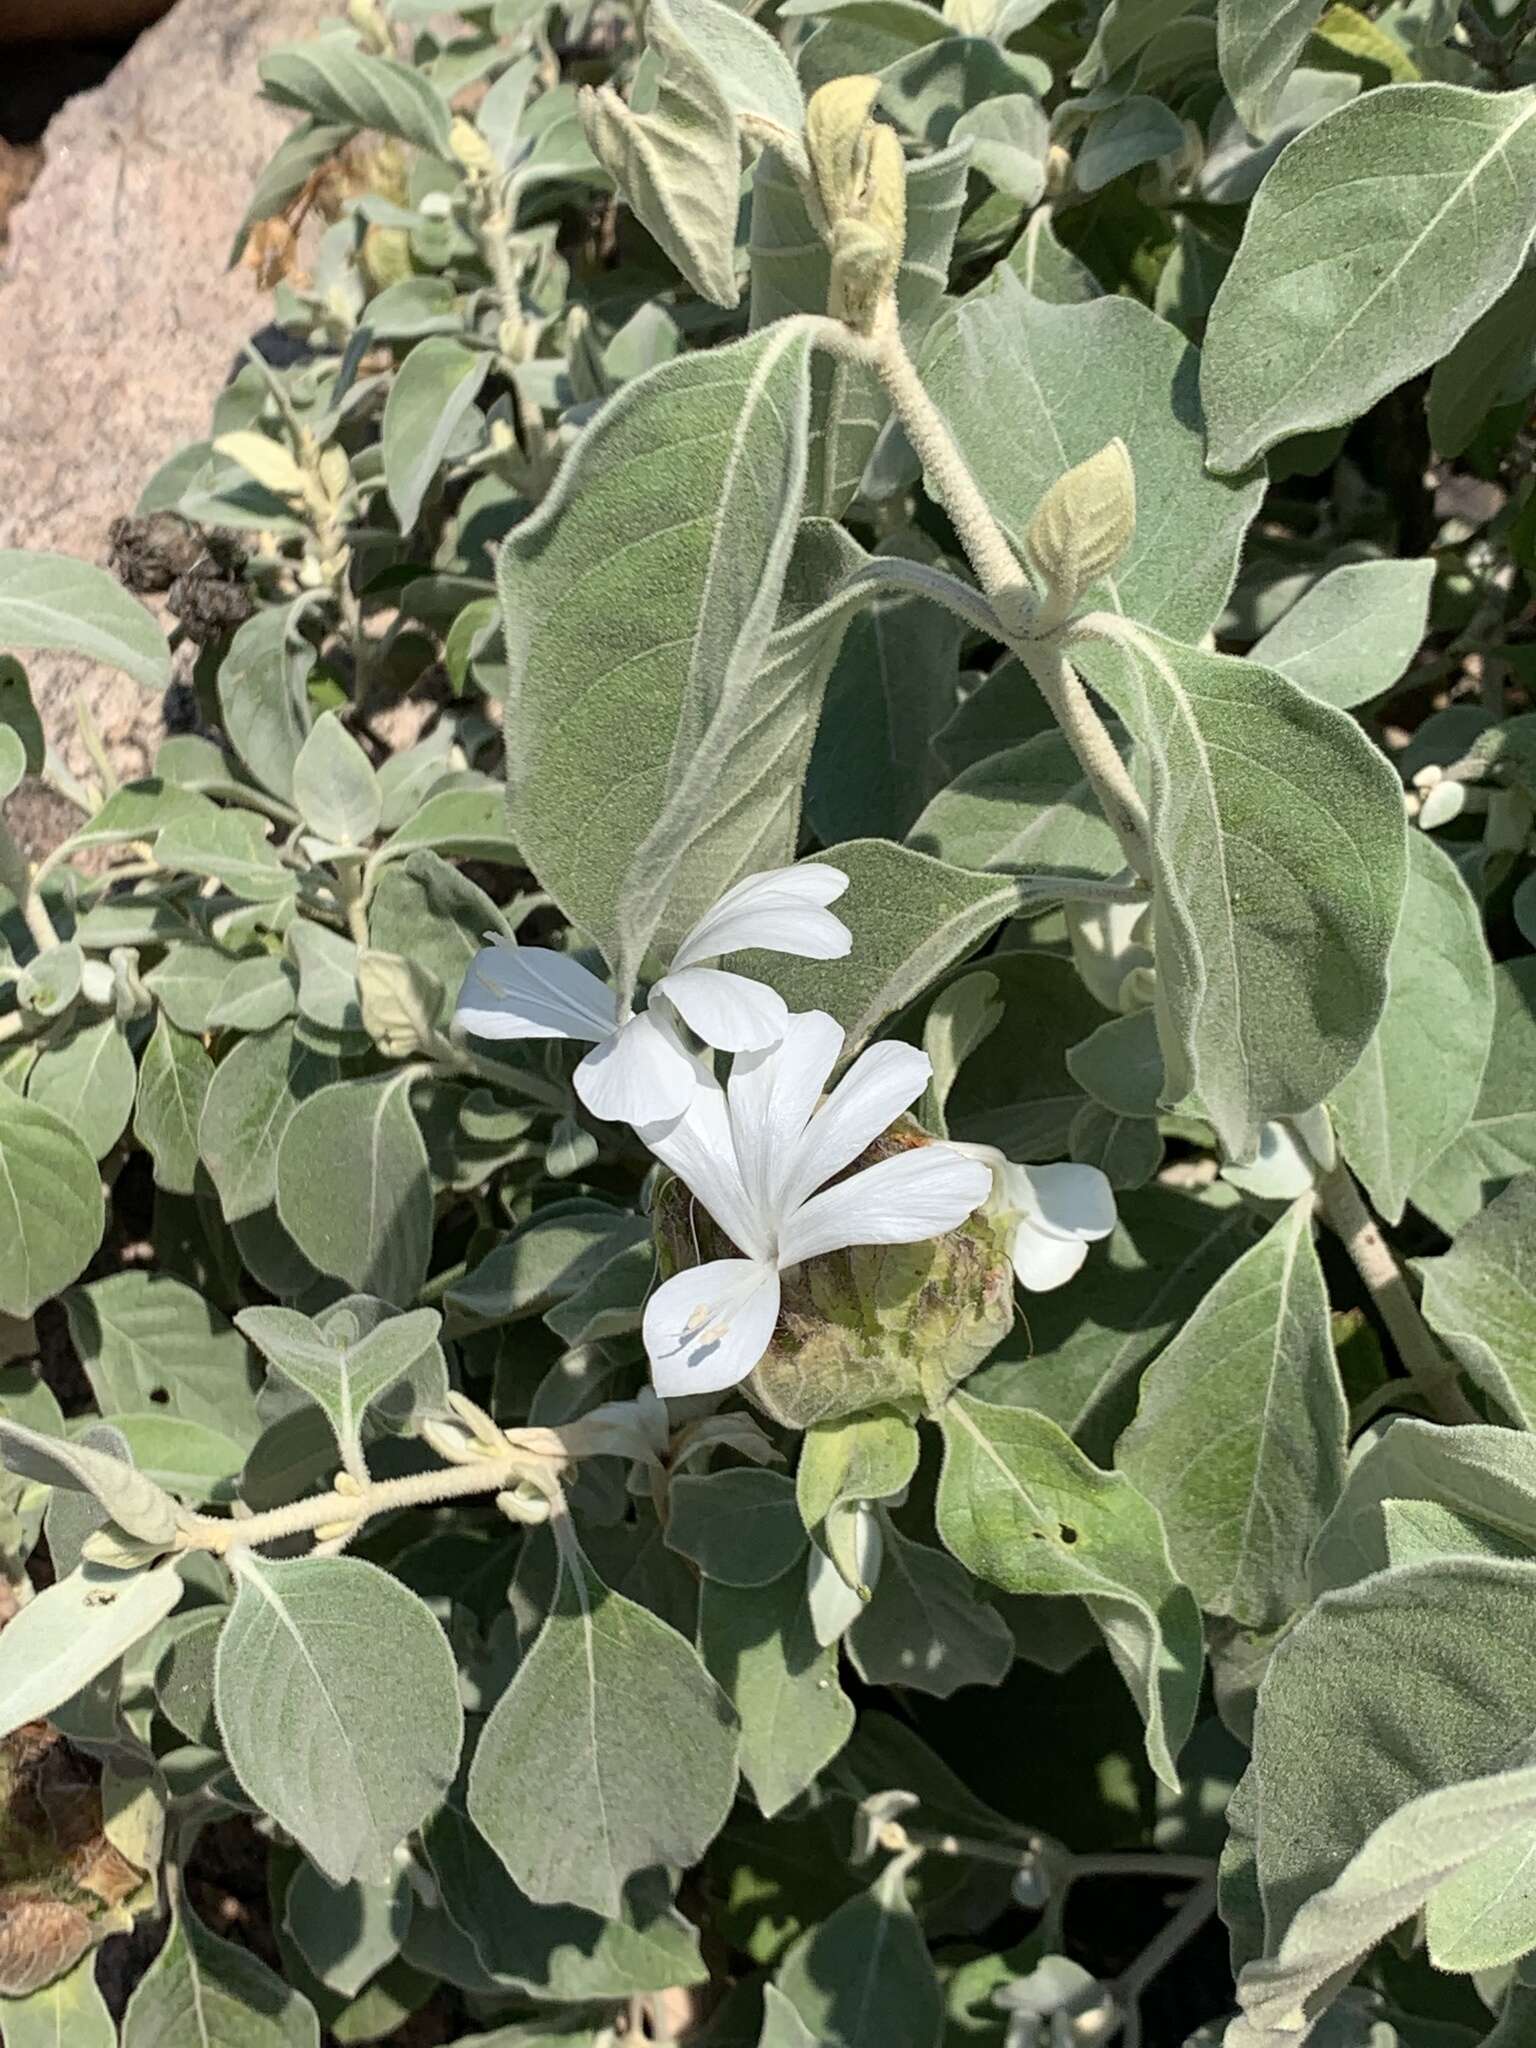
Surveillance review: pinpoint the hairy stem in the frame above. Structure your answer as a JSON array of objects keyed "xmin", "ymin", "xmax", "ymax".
[
  {"xmin": 182, "ymin": 1449, "xmax": 538, "ymax": 1553},
  {"xmin": 1316, "ymin": 1161, "xmax": 1480, "ymax": 1426},
  {"xmin": 828, "ymin": 303, "xmax": 1156, "ymax": 883}
]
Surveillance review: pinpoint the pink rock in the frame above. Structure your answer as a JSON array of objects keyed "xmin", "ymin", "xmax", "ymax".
[{"xmin": 0, "ymin": 0, "xmax": 317, "ymax": 853}]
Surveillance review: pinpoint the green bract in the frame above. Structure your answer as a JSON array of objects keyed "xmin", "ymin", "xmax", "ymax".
[{"xmin": 0, "ymin": 1, "xmax": 1532, "ymax": 2042}]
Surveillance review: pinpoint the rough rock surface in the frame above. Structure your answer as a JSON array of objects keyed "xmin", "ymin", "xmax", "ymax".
[{"xmin": 0, "ymin": 0, "xmax": 316, "ymax": 854}]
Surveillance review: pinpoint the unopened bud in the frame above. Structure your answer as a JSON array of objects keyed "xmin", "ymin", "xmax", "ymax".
[
  {"xmin": 1025, "ymin": 439, "xmax": 1136, "ymax": 633},
  {"xmin": 805, "ymin": 77, "xmax": 907, "ymax": 332},
  {"xmin": 449, "ymin": 116, "xmax": 499, "ymax": 180}
]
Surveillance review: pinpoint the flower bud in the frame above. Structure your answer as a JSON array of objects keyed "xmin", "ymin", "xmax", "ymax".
[
  {"xmin": 654, "ymin": 1118, "xmax": 1015, "ymax": 1430},
  {"xmin": 804, "ymin": 77, "xmax": 907, "ymax": 332}
]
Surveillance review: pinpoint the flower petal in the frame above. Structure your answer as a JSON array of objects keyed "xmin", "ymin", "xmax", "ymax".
[
  {"xmin": 777, "ymin": 1039, "xmax": 934, "ymax": 1217},
  {"xmin": 670, "ymin": 863, "xmax": 851, "ymax": 970},
  {"xmin": 778, "ymin": 1144, "xmax": 992, "ymax": 1268},
  {"xmin": 655, "ymin": 966, "xmax": 788, "ymax": 1053},
  {"xmin": 644, "ymin": 1258, "xmax": 781, "ymax": 1399},
  {"xmin": 1010, "ymin": 1218, "xmax": 1090, "ymax": 1292},
  {"xmin": 575, "ymin": 1010, "xmax": 695, "ymax": 1125},
  {"xmin": 639, "ymin": 1066, "xmax": 771, "ymax": 1263},
  {"xmin": 455, "ymin": 945, "xmax": 617, "ymax": 1043},
  {"xmin": 727, "ymin": 1010, "xmax": 845, "ymax": 1230},
  {"xmin": 1006, "ymin": 1162, "xmax": 1118, "ymax": 1243}
]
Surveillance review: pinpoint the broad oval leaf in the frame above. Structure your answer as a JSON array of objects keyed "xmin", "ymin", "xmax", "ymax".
[
  {"xmin": 0, "ymin": 1564, "xmax": 184, "ymax": 1741},
  {"xmin": 0, "ymin": 1090, "xmax": 106, "ymax": 1319},
  {"xmin": 502, "ymin": 323, "xmax": 814, "ymax": 987},
  {"xmin": 1410, "ymin": 958, "xmax": 1536, "ymax": 1234},
  {"xmin": 775, "ymin": 1858, "xmax": 943, "ymax": 2048},
  {"xmin": 1116, "ymin": 1197, "xmax": 1346, "ymax": 1629},
  {"xmin": 1418, "ymin": 1176, "xmax": 1536, "ymax": 1431},
  {"xmin": 0, "ymin": 550, "xmax": 170, "ymax": 689},
  {"xmin": 1072, "ymin": 620, "xmax": 1407, "ymax": 1162},
  {"xmin": 701, "ymin": 1569, "xmax": 855, "ymax": 1817},
  {"xmin": 1330, "ymin": 830, "xmax": 1495, "ymax": 1224},
  {"xmin": 918, "ymin": 268, "xmax": 1264, "ymax": 643},
  {"xmin": 122, "ymin": 1891, "xmax": 319, "ymax": 2048},
  {"xmin": 198, "ymin": 1022, "xmax": 338, "ymax": 1225},
  {"xmin": 935, "ymin": 1391, "xmax": 1203, "ymax": 1789},
  {"xmin": 467, "ymin": 1542, "xmax": 739, "ymax": 1916},
  {"xmin": 215, "ymin": 1551, "xmax": 464, "ymax": 1886},
  {"xmin": 133, "ymin": 1014, "xmax": 215, "ymax": 1196},
  {"xmin": 382, "ymin": 339, "xmax": 490, "ymax": 534},
  {"xmin": 1247, "ymin": 557, "xmax": 1436, "ymax": 711},
  {"xmin": 274, "ymin": 1073, "xmax": 433, "ymax": 1304},
  {"xmin": 1202, "ymin": 83, "xmax": 1536, "ymax": 471}
]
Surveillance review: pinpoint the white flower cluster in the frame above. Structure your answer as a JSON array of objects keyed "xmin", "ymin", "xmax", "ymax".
[{"xmin": 455, "ymin": 866, "xmax": 1115, "ymax": 1400}]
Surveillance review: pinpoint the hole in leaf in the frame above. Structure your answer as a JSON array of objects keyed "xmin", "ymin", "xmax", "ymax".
[
  {"xmin": 1058, "ymin": 1524, "xmax": 1078, "ymax": 1545},
  {"xmin": 148, "ymin": 1387, "xmax": 170, "ymax": 1406}
]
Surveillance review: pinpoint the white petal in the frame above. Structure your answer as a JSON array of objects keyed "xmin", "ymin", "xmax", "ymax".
[
  {"xmin": 778, "ymin": 1144, "xmax": 992, "ymax": 1268},
  {"xmin": 644, "ymin": 1258, "xmax": 781, "ymax": 1399},
  {"xmin": 670, "ymin": 863, "xmax": 851, "ymax": 970},
  {"xmin": 455, "ymin": 945, "xmax": 617, "ymax": 1043},
  {"xmin": 654, "ymin": 966, "xmax": 788, "ymax": 1052},
  {"xmin": 1010, "ymin": 1218, "xmax": 1091, "ymax": 1292},
  {"xmin": 638, "ymin": 1066, "xmax": 770, "ymax": 1263},
  {"xmin": 806, "ymin": 1518, "xmax": 880, "ymax": 1648},
  {"xmin": 574, "ymin": 1010, "xmax": 695, "ymax": 1125},
  {"xmin": 778, "ymin": 1039, "xmax": 934, "ymax": 1218},
  {"xmin": 727, "ymin": 1010, "xmax": 845, "ymax": 1228},
  {"xmin": 1007, "ymin": 1162, "xmax": 1118, "ymax": 1243}
]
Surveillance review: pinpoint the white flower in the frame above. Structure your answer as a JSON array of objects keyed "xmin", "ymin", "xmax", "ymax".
[
  {"xmin": 956, "ymin": 1143, "xmax": 1117, "ymax": 1290},
  {"xmin": 454, "ymin": 865, "xmax": 852, "ymax": 1126},
  {"xmin": 640, "ymin": 1011, "xmax": 994, "ymax": 1398}
]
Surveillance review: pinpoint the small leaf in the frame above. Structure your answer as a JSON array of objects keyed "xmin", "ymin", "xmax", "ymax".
[
  {"xmin": 701, "ymin": 1568, "xmax": 855, "ymax": 1817},
  {"xmin": 740, "ymin": 842, "xmax": 1040, "ymax": 1057},
  {"xmin": 0, "ymin": 1954, "xmax": 115, "ymax": 2048},
  {"xmin": 25, "ymin": 1018, "xmax": 136, "ymax": 1161},
  {"xmin": 62, "ymin": 1272, "xmax": 261, "ymax": 1445},
  {"xmin": 216, "ymin": 598, "xmax": 316, "ymax": 802},
  {"xmin": 216, "ymin": 1552, "xmax": 463, "ymax": 1886},
  {"xmin": 236, "ymin": 1303, "xmax": 443, "ymax": 1464},
  {"xmin": 1418, "ymin": 1177, "xmax": 1536, "ymax": 1430},
  {"xmin": 1247, "ymin": 558, "xmax": 1436, "ymax": 710},
  {"xmin": 848, "ymin": 1519, "xmax": 1014, "ymax": 1697},
  {"xmin": 275, "ymin": 1074, "xmax": 433, "ymax": 1304},
  {"xmin": 1429, "ymin": 271, "xmax": 1536, "ymax": 459},
  {"xmin": 291, "ymin": 711, "xmax": 382, "ymax": 849},
  {"xmin": 775, "ymin": 1858, "xmax": 943, "ymax": 2048},
  {"xmin": 1202, "ymin": 83, "xmax": 1536, "ymax": 471},
  {"xmin": 1025, "ymin": 440, "xmax": 1136, "ymax": 624},
  {"xmin": 382, "ymin": 340, "xmax": 490, "ymax": 534},
  {"xmin": 0, "ymin": 1091, "xmax": 105, "ymax": 1319},
  {"xmin": 0, "ymin": 551, "xmax": 170, "ymax": 689},
  {"xmin": 0, "ymin": 1417, "xmax": 180, "ymax": 1544},
  {"xmin": 935, "ymin": 1392, "xmax": 1203, "ymax": 1789},
  {"xmin": 212, "ymin": 431, "xmax": 308, "ymax": 502},
  {"xmin": 579, "ymin": 0, "xmax": 744, "ymax": 309},
  {"xmin": 1216, "ymin": 0, "xmax": 1326, "ymax": 139},
  {"xmin": 797, "ymin": 1410, "xmax": 918, "ymax": 1529},
  {"xmin": 1117, "ymin": 1198, "xmax": 1346, "ymax": 1629},
  {"xmin": 122, "ymin": 1889, "xmax": 319, "ymax": 2048},
  {"xmin": 259, "ymin": 41, "xmax": 454, "ymax": 157},
  {"xmin": 134, "ymin": 1014, "xmax": 215, "ymax": 1196},
  {"xmin": 666, "ymin": 1469, "xmax": 808, "ymax": 1587},
  {"xmin": 0, "ymin": 1564, "xmax": 184, "ymax": 1741},
  {"xmin": 1330, "ymin": 830, "xmax": 1495, "ymax": 1224},
  {"xmin": 1410, "ymin": 959, "xmax": 1536, "ymax": 1234},
  {"xmin": 283, "ymin": 1862, "xmax": 411, "ymax": 2000},
  {"xmin": 467, "ymin": 1538, "xmax": 739, "ymax": 1916}
]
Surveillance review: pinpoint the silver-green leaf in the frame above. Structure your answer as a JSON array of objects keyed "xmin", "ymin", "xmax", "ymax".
[{"xmin": 215, "ymin": 1551, "xmax": 463, "ymax": 1886}]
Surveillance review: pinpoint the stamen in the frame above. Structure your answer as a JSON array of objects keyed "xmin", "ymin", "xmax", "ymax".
[{"xmin": 683, "ymin": 1305, "xmax": 712, "ymax": 1333}]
